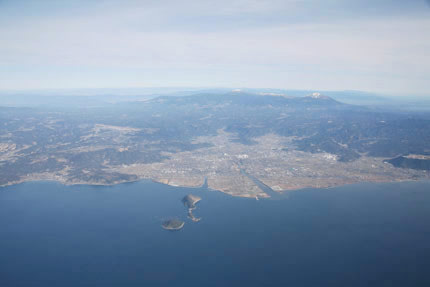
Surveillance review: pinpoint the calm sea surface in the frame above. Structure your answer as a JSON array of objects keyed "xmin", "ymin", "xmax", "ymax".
[{"xmin": 1, "ymin": 180, "xmax": 430, "ymax": 287}]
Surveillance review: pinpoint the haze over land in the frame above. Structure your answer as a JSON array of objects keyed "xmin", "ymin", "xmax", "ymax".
[
  {"xmin": 2, "ymin": 1, "xmax": 430, "ymax": 287},
  {"xmin": 1, "ymin": 91, "xmax": 429, "ymax": 197},
  {"xmin": 1, "ymin": 1, "xmax": 430, "ymax": 196}
]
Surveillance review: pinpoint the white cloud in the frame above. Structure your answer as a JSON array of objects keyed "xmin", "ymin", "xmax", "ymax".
[{"xmin": 0, "ymin": 0, "xmax": 429, "ymax": 94}]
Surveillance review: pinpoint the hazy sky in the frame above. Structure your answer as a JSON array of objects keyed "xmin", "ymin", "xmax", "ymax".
[{"xmin": 1, "ymin": 0, "xmax": 429, "ymax": 95}]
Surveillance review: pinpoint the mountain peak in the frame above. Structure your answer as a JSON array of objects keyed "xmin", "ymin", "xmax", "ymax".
[{"xmin": 305, "ymin": 92, "xmax": 333, "ymax": 100}]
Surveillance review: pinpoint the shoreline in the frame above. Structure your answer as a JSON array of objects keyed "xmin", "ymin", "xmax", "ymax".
[
  {"xmin": 1, "ymin": 176, "xmax": 430, "ymax": 197},
  {"xmin": 161, "ymin": 221, "xmax": 185, "ymax": 231}
]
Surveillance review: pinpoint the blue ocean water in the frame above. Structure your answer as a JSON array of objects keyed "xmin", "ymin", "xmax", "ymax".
[{"xmin": 1, "ymin": 180, "xmax": 430, "ymax": 287}]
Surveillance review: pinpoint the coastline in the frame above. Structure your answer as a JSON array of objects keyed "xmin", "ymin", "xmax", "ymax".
[
  {"xmin": 161, "ymin": 221, "xmax": 185, "ymax": 231},
  {"xmin": 1, "ymin": 175, "xmax": 430, "ymax": 198}
]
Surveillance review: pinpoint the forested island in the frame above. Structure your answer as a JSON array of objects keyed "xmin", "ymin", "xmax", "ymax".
[
  {"xmin": 161, "ymin": 219, "xmax": 185, "ymax": 231},
  {"xmin": 183, "ymin": 194, "xmax": 202, "ymax": 222}
]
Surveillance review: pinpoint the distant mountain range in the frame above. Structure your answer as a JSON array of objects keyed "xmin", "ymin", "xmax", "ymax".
[
  {"xmin": 1, "ymin": 88, "xmax": 429, "ymax": 110},
  {"xmin": 0, "ymin": 90, "xmax": 429, "ymax": 196}
]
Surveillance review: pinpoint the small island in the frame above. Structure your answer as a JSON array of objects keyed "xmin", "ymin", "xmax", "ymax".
[
  {"xmin": 161, "ymin": 219, "xmax": 185, "ymax": 231},
  {"xmin": 182, "ymin": 194, "xmax": 202, "ymax": 209},
  {"xmin": 182, "ymin": 194, "xmax": 202, "ymax": 222}
]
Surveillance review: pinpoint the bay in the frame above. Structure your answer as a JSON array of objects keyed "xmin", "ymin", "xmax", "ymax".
[{"xmin": 1, "ymin": 180, "xmax": 430, "ymax": 287}]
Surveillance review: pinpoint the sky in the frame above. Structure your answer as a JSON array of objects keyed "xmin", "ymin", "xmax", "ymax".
[{"xmin": 0, "ymin": 0, "xmax": 429, "ymax": 95}]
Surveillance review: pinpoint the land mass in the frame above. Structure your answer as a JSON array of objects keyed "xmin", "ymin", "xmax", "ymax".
[
  {"xmin": 1, "ymin": 91, "xmax": 430, "ymax": 197},
  {"xmin": 161, "ymin": 219, "xmax": 185, "ymax": 231},
  {"xmin": 183, "ymin": 194, "xmax": 202, "ymax": 222}
]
